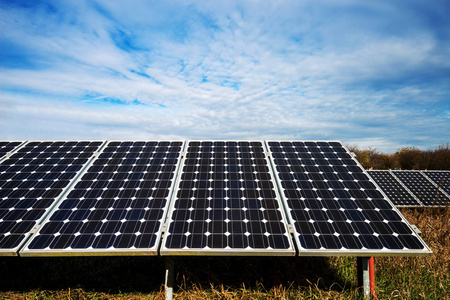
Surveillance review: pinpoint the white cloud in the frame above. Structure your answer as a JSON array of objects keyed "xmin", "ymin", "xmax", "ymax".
[{"xmin": 0, "ymin": 0, "xmax": 449, "ymax": 153}]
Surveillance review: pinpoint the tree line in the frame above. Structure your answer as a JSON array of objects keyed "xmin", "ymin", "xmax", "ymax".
[{"xmin": 346, "ymin": 143, "xmax": 450, "ymax": 170}]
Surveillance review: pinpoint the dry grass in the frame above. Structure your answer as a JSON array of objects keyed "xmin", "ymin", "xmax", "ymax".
[
  {"xmin": 1, "ymin": 207, "xmax": 448, "ymax": 299},
  {"xmin": 373, "ymin": 207, "xmax": 450, "ymax": 299}
]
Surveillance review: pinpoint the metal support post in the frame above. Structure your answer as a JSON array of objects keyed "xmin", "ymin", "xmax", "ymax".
[
  {"xmin": 357, "ymin": 257, "xmax": 370, "ymax": 299},
  {"xmin": 369, "ymin": 257, "xmax": 377, "ymax": 299},
  {"xmin": 165, "ymin": 257, "xmax": 174, "ymax": 300}
]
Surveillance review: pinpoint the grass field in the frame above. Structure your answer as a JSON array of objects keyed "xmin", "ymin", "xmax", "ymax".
[{"xmin": 1, "ymin": 207, "xmax": 448, "ymax": 299}]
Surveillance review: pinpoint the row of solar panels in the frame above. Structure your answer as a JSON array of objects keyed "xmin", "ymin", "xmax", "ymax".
[
  {"xmin": 0, "ymin": 141, "xmax": 431, "ymax": 257},
  {"xmin": 368, "ymin": 170, "xmax": 450, "ymax": 207}
]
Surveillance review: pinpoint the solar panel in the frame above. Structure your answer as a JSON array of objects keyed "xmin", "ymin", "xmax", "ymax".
[
  {"xmin": 0, "ymin": 142, "xmax": 23, "ymax": 160},
  {"xmin": 422, "ymin": 171, "xmax": 450, "ymax": 195},
  {"xmin": 21, "ymin": 141, "xmax": 183, "ymax": 256},
  {"xmin": 267, "ymin": 141, "xmax": 430, "ymax": 256},
  {"xmin": 0, "ymin": 141, "xmax": 102, "ymax": 256},
  {"xmin": 392, "ymin": 171, "xmax": 450, "ymax": 206},
  {"xmin": 367, "ymin": 171, "xmax": 420, "ymax": 207},
  {"xmin": 161, "ymin": 141, "xmax": 295, "ymax": 255}
]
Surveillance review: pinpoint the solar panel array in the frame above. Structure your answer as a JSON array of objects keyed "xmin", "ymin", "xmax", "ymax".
[
  {"xmin": 367, "ymin": 171, "xmax": 420, "ymax": 206},
  {"xmin": 161, "ymin": 141, "xmax": 294, "ymax": 255},
  {"xmin": 423, "ymin": 171, "xmax": 450, "ymax": 195},
  {"xmin": 0, "ymin": 140, "xmax": 431, "ymax": 257},
  {"xmin": 392, "ymin": 171, "xmax": 450, "ymax": 206},
  {"xmin": 0, "ymin": 141, "xmax": 102, "ymax": 255},
  {"xmin": 22, "ymin": 141, "xmax": 183, "ymax": 256},
  {"xmin": 267, "ymin": 141, "xmax": 428, "ymax": 255}
]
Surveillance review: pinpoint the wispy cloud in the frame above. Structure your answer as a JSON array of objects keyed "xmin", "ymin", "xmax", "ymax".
[{"xmin": 1, "ymin": 0, "xmax": 449, "ymax": 152}]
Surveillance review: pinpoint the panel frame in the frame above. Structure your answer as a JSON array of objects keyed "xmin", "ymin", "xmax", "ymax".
[
  {"xmin": 0, "ymin": 140, "xmax": 106, "ymax": 256},
  {"xmin": 266, "ymin": 140, "xmax": 431, "ymax": 257},
  {"xmin": 20, "ymin": 140, "xmax": 185, "ymax": 257},
  {"xmin": 160, "ymin": 140, "xmax": 296, "ymax": 256}
]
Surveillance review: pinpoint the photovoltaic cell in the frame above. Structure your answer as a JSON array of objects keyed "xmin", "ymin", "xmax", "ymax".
[
  {"xmin": 161, "ymin": 141, "xmax": 295, "ymax": 255},
  {"xmin": 0, "ymin": 141, "xmax": 102, "ymax": 255},
  {"xmin": 268, "ymin": 141, "xmax": 430, "ymax": 256},
  {"xmin": 392, "ymin": 171, "xmax": 450, "ymax": 206},
  {"xmin": 0, "ymin": 142, "xmax": 23, "ymax": 160},
  {"xmin": 367, "ymin": 171, "xmax": 420, "ymax": 207},
  {"xmin": 21, "ymin": 141, "xmax": 183, "ymax": 256},
  {"xmin": 422, "ymin": 171, "xmax": 450, "ymax": 196}
]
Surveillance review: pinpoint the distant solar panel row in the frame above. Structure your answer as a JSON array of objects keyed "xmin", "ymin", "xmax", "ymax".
[
  {"xmin": 0, "ymin": 141, "xmax": 431, "ymax": 257},
  {"xmin": 368, "ymin": 170, "xmax": 450, "ymax": 207},
  {"xmin": 367, "ymin": 171, "xmax": 420, "ymax": 206},
  {"xmin": 424, "ymin": 171, "xmax": 450, "ymax": 195},
  {"xmin": 393, "ymin": 171, "xmax": 449, "ymax": 206}
]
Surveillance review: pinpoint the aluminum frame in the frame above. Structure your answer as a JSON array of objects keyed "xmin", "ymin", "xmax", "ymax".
[
  {"xmin": 266, "ymin": 140, "xmax": 431, "ymax": 257},
  {"xmin": 20, "ymin": 140, "xmax": 185, "ymax": 257},
  {"xmin": 160, "ymin": 140, "xmax": 296, "ymax": 256}
]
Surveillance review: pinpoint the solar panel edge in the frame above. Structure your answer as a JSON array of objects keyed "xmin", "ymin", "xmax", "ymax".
[
  {"xmin": 160, "ymin": 140, "xmax": 296, "ymax": 256},
  {"xmin": 19, "ymin": 248, "xmax": 158, "ymax": 257},
  {"xmin": 266, "ymin": 141, "xmax": 432, "ymax": 257},
  {"xmin": 295, "ymin": 249, "xmax": 432, "ymax": 257},
  {"xmin": 19, "ymin": 141, "xmax": 111, "ymax": 257},
  {"xmin": 160, "ymin": 248, "xmax": 296, "ymax": 256},
  {"xmin": 20, "ymin": 140, "xmax": 185, "ymax": 257}
]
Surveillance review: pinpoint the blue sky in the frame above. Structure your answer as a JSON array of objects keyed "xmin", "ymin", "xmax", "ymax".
[{"xmin": 0, "ymin": 0, "xmax": 449, "ymax": 153}]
